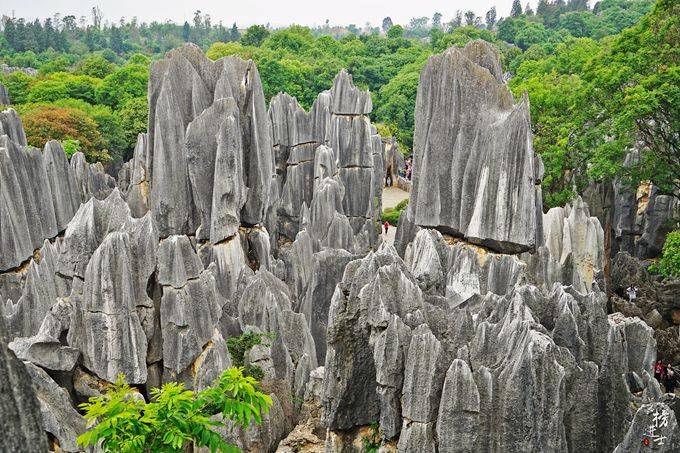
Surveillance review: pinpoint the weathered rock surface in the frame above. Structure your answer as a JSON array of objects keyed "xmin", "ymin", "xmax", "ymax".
[
  {"xmin": 148, "ymin": 44, "xmax": 273, "ymax": 238},
  {"xmin": 0, "ymin": 314, "xmax": 48, "ymax": 452},
  {"xmin": 525, "ymin": 196, "xmax": 605, "ymax": 293},
  {"xmin": 612, "ymin": 150, "xmax": 679, "ymax": 259},
  {"xmin": 614, "ymin": 402, "xmax": 680, "ymax": 452},
  {"xmin": 0, "ymin": 82, "xmax": 10, "ymax": 105},
  {"xmin": 24, "ymin": 362, "xmax": 86, "ymax": 452},
  {"xmin": 406, "ymin": 40, "xmax": 541, "ymax": 254},
  {"xmin": 1, "ymin": 41, "xmax": 674, "ymax": 453}
]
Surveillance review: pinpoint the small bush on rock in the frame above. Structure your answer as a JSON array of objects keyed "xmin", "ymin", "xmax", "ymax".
[
  {"xmin": 77, "ymin": 367, "xmax": 272, "ymax": 453},
  {"xmin": 651, "ymin": 229, "xmax": 680, "ymax": 278}
]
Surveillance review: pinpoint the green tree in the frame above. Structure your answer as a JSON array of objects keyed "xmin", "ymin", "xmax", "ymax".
[
  {"xmin": 96, "ymin": 63, "xmax": 149, "ymax": 109},
  {"xmin": 485, "ymin": 7, "xmax": 498, "ymax": 29},
  {"xmin": 230, "ymin": 23, "xmax": 241, "ymax": 42},
  {"xmin": 77, "ymin": 368, "xmax": 272, "ymax": 453},
  {"xmin": 74, "ymin": 54, "xmax": 117, "ymax": 78},
  {"xmin": 511, "ymin": 0, "xmax": 524, "ymax": 17},
  {"xmin": 20, "ymin": 105, "xmax": 109, "ymax": 161},
  {"xmin": 382, "ymin": 17, "xmax": 393, "ymax": 33},
  {"xmin": 387, "ymin": 25, "xmax": 404, "ymax": 39},
  {"xmin": 182, "ymin": 21, "xmax": 191, "ymax": 42},
  {"xmin": 116, "ymin": 96, "xmax": 148, "ymax": 152},
  {"xmin": 241, "ymin": 25, "xmax": 270, "ymax": 47},
  {"xmin": 585, "ymin": 0, "xmax": 680, "ymax": 195}
]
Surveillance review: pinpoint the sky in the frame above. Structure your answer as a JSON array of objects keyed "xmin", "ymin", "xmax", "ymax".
[{"xmin": 2, "ymin": 0, "xmax": 533, "ymax": 28}]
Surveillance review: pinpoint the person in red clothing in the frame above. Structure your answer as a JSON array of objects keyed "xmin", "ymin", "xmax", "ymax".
[
  {"xmin": 383, "ymin": 221, "xmax": 389, "ymax": 235},
  {"xmin": 655, "ymin": 359, "xmax": 666, "ymax": 383}
]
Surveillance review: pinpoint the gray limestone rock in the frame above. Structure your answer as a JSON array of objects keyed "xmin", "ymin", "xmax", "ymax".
[
  {"xmin": 407, "ymin": 41, "xmax": 540, "ymax": 253},
  {"xmin": 24, "ymin": 362, "xmax": 86, "ymax": 452},
  {"xmin": 70, "ymin": 151, "xmax": 116, "ymax": 202},
  {"xmin": 0, "ymin": 82, "xmax": 10, "ymax": 105},
  {"xmin": 329, "ymin": 69, "xmax": 372, "ymax": 115},
  {"xmin": 158, "ymin": 235, "xmax": 223, "ymax": 381},
  {"xmin": 147, "ymin": 44, "xmax": 272, "ymax": 238},
  {"xmin": 614, "ymin": 402, "xmax": 680, "ymax": 452},
  {"xmin": 436, "ymin": 359, "xmax": 481, "ymax": 453},
  {"xmin": 122, "ymin": 133, "xmax": 151, "ymax": 217},
  {"xmin": 158, "ymin": 235, "xmax": 203, "ymax": 288},
  {"xmin": 67, "ymin": 232, "xmax": 148, "ymax": 383},
  {"xmin": 525, "ymin": 196, "xmax": 605, "ymax": 294},
  {"xmin": 0, "ymin": 107, "xmax": 27, "ymax": 145},
  {"xmin": 0, "ymin": 314, "xmax": 48, "ymax": 452},
  {"xmin": 4, "ymin": 239, "xmax": 68, "ymax": 338},
  {"xmin": 300, "ymin": 249, "xmax": 354, "ymax": 363}
]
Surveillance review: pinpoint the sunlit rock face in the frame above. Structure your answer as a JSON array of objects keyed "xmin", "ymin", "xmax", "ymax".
[
  {"xmin": 268, "ymin": 70, "xmax": 382, "ymax": 251},
  {"xmin": 318, "ymin": 41, "xmax": 672, "ymax": 453},
  {"xmin": 406, "ymin": 40, "xmax": 541, "ymax": 254},
  {"xmin": 1, "ymin": 40, "xmax": 676, "ymax": 453},
  {"xmin": 146, "ymin": 43, "xmax": 273, "ymax": 240},
  {"xmin": 0, "ymin": 109, "xmax": 115, "ymax": 274}
]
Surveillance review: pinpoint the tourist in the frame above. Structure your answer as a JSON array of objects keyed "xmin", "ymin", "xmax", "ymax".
[
  {"xmin": 665, "ymin": 365, "xmax": 678, "ymax": 393},
  {"xmin": 626, "ymin": 285, "xmax": 638, "ymax": 302},
  {"xmin": 383, "ymin": 221, "xmax": 389, "ymax": 235},
  {"xmin": 655, "ymin": 359, "xmax": 666, "ymax": 383},
  {"xmin": 385, "ymin": 173, "xmax": 392, "ymax": 187}
]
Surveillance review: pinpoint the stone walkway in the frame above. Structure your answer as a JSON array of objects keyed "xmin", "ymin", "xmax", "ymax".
[{"xmin": 381, "ymin": 186, "xmax": 410, "ymax": 245}]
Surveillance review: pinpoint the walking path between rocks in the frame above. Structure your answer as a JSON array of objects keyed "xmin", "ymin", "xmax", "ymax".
[{"xmin": 381, "ymin": 186, "xmax": 410, "ymax": 245}]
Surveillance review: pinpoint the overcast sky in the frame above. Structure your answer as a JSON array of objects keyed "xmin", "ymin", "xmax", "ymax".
[{"xmin": 2, "ymin": 0, "xmax": 535, "ymax": 28}]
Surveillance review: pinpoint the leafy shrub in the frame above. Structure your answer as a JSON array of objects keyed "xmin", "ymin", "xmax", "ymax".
[
  {"xmin": 360, "ymin": 422, "xmax": 381, "ymax": 453},
  {"xmin": 77, "ymin": 368, "xmax": 271, "ymax": 453},
  {"xmin": 61, "ymin": 139, "xmax": 81, "ymax": 157},
  {"xmin": 21, "ymin": 105, "xmax": 109, "ymax": 161},
  {"xmin": 395, "ymin": 198, "xmax": 409, "ymax": 211},
  {"xmin": 650, "ymin": 230, "xmax": 680, "ymax": 278},
  {"xmin": 226, "ymin": 332, "xmax": 276, "ymax": 380},
  {"xmin": 381, "ymin": 207, "xmax": 401, "ymax": 225}
]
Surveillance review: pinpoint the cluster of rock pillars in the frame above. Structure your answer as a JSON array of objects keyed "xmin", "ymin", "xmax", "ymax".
[{"xmin": 1, "ymin": 40, "xmax": 679, "ymax": 452}]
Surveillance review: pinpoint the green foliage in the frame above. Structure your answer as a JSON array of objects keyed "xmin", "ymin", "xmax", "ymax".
[
  {"xmin": 241, "ymin": 25, "xmax": 270, "ymax": 47},
  {"xmin": 382, "ymin": 199, "xmax": 408, "ymax": 225},
  {"xmin": 77, "ymin": 368, "xmax": 272, "ymax": 453},
  {"xmin": 20, "ymin": 105, "xmax": 110, "ymax": 162},
  {"xmin": 395, "ymin": 198, "xmax": 409, "ymax": 211},
  {"xmin": 226, "ymin": 332, "xmax": 276, "ymax": 380},
  {"xmin": 650, "ymin": 230, "xmax": 680, "ymax": 278},
  {"xmin": 61, "ymin": 138, "xmax": 81, "ymax": 157},
  {"xmin": 360, "ymin": 422, "xmax": 381, "ymax": 453},
  {"xmin": 0, "ymin": 71, "xmax": 33, "ymax": 104},
  {"xmin": 96, "ymin": 63, "xmax": 149, "ymax": 109},
  {"xmin": 74, "ymin": 54, "xmax": 117, "ymax": 78},
  {"xmin": 116, "ymin": 96, "xmax": 149, "ymax": 152}
]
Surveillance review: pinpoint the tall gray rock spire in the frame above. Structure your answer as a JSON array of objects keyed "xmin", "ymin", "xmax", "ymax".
[{"xmin": 407, "ymin": 40, "xmax": 541, "ymax": 254}]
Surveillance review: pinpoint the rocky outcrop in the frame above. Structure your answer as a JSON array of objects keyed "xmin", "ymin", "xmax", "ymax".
[
  {"xmin": 1, "ymin": 121, "xmax": 81, "ymax": 271},
  {"xmin": 614, "ymin": 402, "xmax": 680, "ymax": 452},
  {"xmin": 405, "ymin": 40, "xmax": 541, "ymax": 254},
  {"xmin": 525, "ymin": 196, "xmax": 605, "ymax": 294},
  {"xmin": 613, "ymin": 150, "xmax": 679, "ymax": 259},
  {"xmin": 1, "ymin": 41, "xmax": 673, "ymax": 453},
  {"xmin": 0, "ymin": 313, "xmax": 48, "ymax": 452},
  {"xmin": 148, "ymin": 44, "xmax": 273, "ymax": 239},
  {"xmin": 383, "ymin": 136, "xmax": 403, "ymax": 187},
  {"xmin": 321, "ymin": 240, "xmax": 658, "ymax": 452},
  {"xmin": 268, "ymin": 71, "xmax": 382, "ymax": 250},
  {"xmin": 0, "ymin": 82, "xmax": 10, "ymax": 105}
]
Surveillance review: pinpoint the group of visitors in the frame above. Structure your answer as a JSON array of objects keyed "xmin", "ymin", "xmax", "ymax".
[
  {"xmin": 405, "ymin": 157, "xmax": 412, "ymax": 181},
  {"xmin": 655, "ymin": 360, "xmax": 678, "ymax": 393}
]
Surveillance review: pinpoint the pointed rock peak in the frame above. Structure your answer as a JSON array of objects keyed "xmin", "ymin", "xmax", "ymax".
[
  {"xmin": 330, "ymin": 69, "xmax": 372, "ymax": 115},
  {"xmin": 462, "ymin": 39, "xmax": 503, "ymax": 83},
  {"xmin": 0, "ymin": 107, "xmax": 27, "ymax": 146}
]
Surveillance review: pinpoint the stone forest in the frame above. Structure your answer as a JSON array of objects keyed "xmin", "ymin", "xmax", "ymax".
[{"xmin": 0, "ymin": 14, "xmax": 679, "ymax": 453}]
